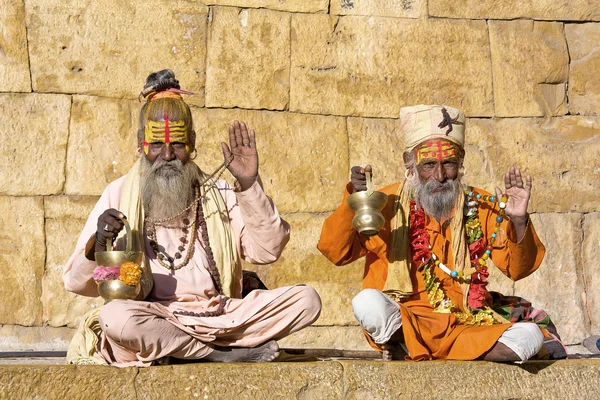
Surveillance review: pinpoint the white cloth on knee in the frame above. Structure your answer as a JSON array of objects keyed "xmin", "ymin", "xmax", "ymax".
[
  {"xmin": 352, "ymin": 289, "xmax": 402, "ymax": 344},
  {"xmin": 497, "ymin": 322, "xmax": 544, "ymax": 363}
]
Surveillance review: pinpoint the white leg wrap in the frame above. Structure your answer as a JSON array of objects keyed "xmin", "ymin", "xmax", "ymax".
[
  {"xmin": 352, "ymin": 289, "xmax": 402, "ymax": 344},
  {"xmin": 497, "ymin": 322, "xmax": 544, "ymax": 363}
]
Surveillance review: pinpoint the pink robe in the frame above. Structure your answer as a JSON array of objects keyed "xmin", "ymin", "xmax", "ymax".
[{"xmin": 63, "ymin": 177, "xmax": 321, "ymax": 367}]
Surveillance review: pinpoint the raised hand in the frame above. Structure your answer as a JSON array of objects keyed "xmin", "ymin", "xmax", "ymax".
[
  {"xmin": 495, "ymin": 166, "xmax": 531, "ymax": 241},
  {"xmin": 350, "ymin": 165, "xmax": 372, "ymax": 193},
  {"xmin": 221, "ymin": 121, "xmax": 259, "ymax": 191}
]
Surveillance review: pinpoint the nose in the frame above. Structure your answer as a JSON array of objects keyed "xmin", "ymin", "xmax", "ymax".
[
  {"xmin": 160, "ymin": 143, "xmax": 176, "ymax": 161},
  {"xmin": 432, "ymin": 163, "xmax": 446, "ymax": 182}
]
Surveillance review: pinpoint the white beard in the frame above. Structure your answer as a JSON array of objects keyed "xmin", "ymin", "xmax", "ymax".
[
  {"xmin": 414, "ymin": 178, "xmax": 462, "ymax": 221},
  {"xmin": 140, "ymin": 156, "xmax": 201, "ymax": 220}
]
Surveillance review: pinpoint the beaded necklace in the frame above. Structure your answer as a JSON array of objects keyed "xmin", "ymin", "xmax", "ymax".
[
  {"xmin": 410, "ymin": 188, "xmax": 508, "ymax": 325},
  {"xmin": 145, "ymin": 156, "xmax": 234, "ymax": 271},
  {"xmin": 146, "ymin": 184, "xmax": 200, "ymax": 270}
]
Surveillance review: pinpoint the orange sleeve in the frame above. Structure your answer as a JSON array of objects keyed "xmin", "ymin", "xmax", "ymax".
[
  {"xmin": 317, "ymin": 183, "xmax": 369, "ymax": 266},
  {"xmin": 494, "ymin": 218, "xmax": 545, "ymax": 281}
]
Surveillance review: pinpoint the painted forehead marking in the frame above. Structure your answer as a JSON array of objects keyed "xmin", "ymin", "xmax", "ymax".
[
  {"xmin": 142, "ymin": 118, "xmax": 189, "ymax": 154},
  {"xmin": 415, "ymin": 139, "xmax": 457, "ymax": 164},
  {"xmin": 145, "ymin": 119, "xmax": 188, "ymax": 142}
]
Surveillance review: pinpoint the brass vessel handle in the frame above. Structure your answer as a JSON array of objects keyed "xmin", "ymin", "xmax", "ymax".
[
  {"xmin": 105, "ymin": 217, "xmax": 132, "ymax": 252},
  {"xmin": 366, "ymin": 171, "xmax": 373, "ymax": 195}
]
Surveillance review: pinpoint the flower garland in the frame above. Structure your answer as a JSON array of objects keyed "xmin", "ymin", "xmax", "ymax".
[
  {"xmin": 409, "ymin": 188, "xmax": 507, "ymax": 326},
  {"xmin": 93, "ymin": 261, "xmax": 143, "ymax": 286}
]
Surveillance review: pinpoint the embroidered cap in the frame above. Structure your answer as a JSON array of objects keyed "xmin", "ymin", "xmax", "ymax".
[{"xmin": 400, "ymin": 104, "xmax": 465, "ymax": 152}]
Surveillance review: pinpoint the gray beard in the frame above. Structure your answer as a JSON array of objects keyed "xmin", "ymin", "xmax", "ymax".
[
  {"xmin": 414, "ymin": 178, "xmax": 462, "ymax": 221},
  {"xmin": 140, "ymin": 157, "xmax": 201, "ymax": 220}
]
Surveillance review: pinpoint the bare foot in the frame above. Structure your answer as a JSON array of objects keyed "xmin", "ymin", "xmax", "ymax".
[
  {"xmin": 204, "ymin": 340, "xmax": 280, "ymax": 363},
  {"xmin": 382, "ymin": 342, "xmax": 408, "ymax": 361}
]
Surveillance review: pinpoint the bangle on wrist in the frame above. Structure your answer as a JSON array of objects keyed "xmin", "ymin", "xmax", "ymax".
[{"xmin": 95, "ymin": 232, "xmax": 107, "ymax": 247}]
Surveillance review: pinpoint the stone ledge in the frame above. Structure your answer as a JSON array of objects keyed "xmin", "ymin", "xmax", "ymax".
[{"xmin": 1, "ymin": 359, "xmax": 599, "ymax": 399}]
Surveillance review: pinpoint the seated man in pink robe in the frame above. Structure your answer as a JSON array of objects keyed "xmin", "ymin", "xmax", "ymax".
[{"xmin": 63, "ymin": 69, "xmax": 321, "ymax": 367}]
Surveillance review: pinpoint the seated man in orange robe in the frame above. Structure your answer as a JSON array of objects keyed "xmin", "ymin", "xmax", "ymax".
[{"xmin": 318, "ymin": 104, "xmax": 565, "ymax": 362}]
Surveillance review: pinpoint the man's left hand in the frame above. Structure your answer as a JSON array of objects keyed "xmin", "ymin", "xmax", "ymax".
[
  {"xmin": 221, "ymin": 120, "xmax": 259, "ymax": 191},
  {"xmin": 495, "ymin": 166, "xmax": 531, "ymax": 241}
]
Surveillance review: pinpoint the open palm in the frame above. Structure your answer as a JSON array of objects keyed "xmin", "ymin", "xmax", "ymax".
[
  {"xmin": 221, "ymin": 120, "xmax": 259, "ymax": 191},
  {"xmin": 494, "ymin": 166, "xmax": 531, "ymax": 220}
]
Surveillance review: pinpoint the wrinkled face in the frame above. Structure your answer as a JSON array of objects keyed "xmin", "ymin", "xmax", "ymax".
[
  {"xmin": 414, "ymin": 139, "xmax": 459, "ymax": 185},
  {"xmin": 143, "ymin": 114, "xmax": 191, "ymax": 163}
]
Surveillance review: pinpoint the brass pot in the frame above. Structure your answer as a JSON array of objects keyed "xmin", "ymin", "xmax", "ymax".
[
  {"xmin": 95, "ymin": 219, "xmax": 144, "ymax": 302},
  {"xmin": 98, "ymin": 279, "xmax": 141, "ymax": 300},
  {"xmin": 346, "ymin": 190, "xmax": 388, "ymax": 237}
]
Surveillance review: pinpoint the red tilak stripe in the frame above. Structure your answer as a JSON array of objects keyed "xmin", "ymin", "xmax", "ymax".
[{"xmin": 164, "ymin": 114, "xmax": 170, "ymax": 144}]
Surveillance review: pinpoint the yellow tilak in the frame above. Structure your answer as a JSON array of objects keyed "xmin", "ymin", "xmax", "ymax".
[{"xmin": 143, "ymin": 119, "xmax": 190, "ymax": 154}]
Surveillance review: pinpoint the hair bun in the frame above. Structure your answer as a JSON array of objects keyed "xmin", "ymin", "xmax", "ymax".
[{"xmin": 140, "ymin": 69, "xmax": 181, "ymax": 99}]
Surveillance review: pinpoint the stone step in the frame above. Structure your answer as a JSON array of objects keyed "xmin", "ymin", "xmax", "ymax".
[{"xmin": 1, "ymin": 356, "xmax": 600, "ymax": 399}]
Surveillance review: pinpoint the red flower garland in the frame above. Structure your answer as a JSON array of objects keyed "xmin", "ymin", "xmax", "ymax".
[
  {"xmin": 409, "ymin": 201, "xmax": 430, "ymax": 267},
  {"xmin": 467, "ymin": 238, "xmax": 489, "ymax": 309},
  {"xmin": 409, "ymin": 200, "xmax": 491, "ymax": 310}
]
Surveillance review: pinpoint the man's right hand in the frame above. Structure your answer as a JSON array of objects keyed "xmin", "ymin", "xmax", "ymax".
[
  {"xmin": 350, "ymin": 165, "xmax": 373, "ymax": 193},
  {"xmin": 96, "ymin": 209, "xmax": 126, "ymax": 245}
]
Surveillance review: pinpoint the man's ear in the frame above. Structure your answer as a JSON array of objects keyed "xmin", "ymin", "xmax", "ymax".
[
  {"xmin": 189, "ymin": 130, "xmax": 196, "ymax": 148},
  {"xmin": 402, "ymin": 151, "xmax": 411, "ymax": 165}
]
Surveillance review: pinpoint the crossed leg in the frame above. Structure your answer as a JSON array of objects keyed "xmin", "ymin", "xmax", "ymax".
[{"xmin": 98, "ymin": 285, "xmax": 321, "ymax": 367}]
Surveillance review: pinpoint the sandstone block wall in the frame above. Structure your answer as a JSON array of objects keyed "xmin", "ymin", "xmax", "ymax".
[{"xmin": 1, "ymin": 0, "xmax": 599, "ymax": 351}]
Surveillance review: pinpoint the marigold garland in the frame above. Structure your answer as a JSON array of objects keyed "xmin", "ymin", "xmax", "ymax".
[{"xmin": 119, "ymin": 261, "xmax": 143, "ymax": 286}]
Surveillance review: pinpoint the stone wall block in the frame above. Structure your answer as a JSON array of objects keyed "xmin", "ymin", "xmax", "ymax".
[
  {"xmin": 330, "ymin": 0, "xmax": 424, "ymax": 18},
  {"xmin": 279, "ymin": 326, "xmax": 371, "ymax": 351},
  {"xmin": 583, "ymin": 213, "xmax": 600, "ymax": 333},
  {"xmin": 206, "ymin": 7, "xmax": 290, "ymax": 110},
  {"xmin": 136, "ymin": 363, "xmax": 343, "ymax": 399},
  {"xmin": 514, "ymin": 213, "xmax": 588, "ymax": 345},
  {"xmin": 0, "ymin": 0, "xmax": 31, "ymax": 92},
  {"xmin": 464, "ymin": 117, "xmax": 600, "ymax": 213},
  {"xmin": 0, "ymin": 366, "xmax": 138, "ymax": 399},
  {"xmin": 203, "ymin": 0, "xmax": 328, "ymax": 13},
  {"xmin": 25, "ymin": 0, "xmax": 207, "ymax": 106},
  {"xmin": 291, "ymin": 15, "xmax": 493, "ymax": 118},
  {"xmin": 0, "ymin": 326, "xmax": 74, "ymax": 351},
  {"xmin": 489, "ymin": 20, "xmax": 568, "ymax": 117},
  {"xmin": 430, "ymin": 0, "xmax": 600, "ymax": 21},
  {"xmin": 0, "ymin": 94, "xmax": 71, "ymax": 196},
  {"xmin": 43, "ymin": 197, "xmax": 104, "ymax": 328},
  {"xmin": 244, "ymin": 213, "xmax": 364, "ymax": 326},
  {"xmin": 0, "ymin": 197, "xmax": 44, "ymax": 326},
  {"xmin": 566, "ymin": 23, "xmax": 600, "ymax": 116},
  {"xmin": 191, "ymin": 108, "xmax": 348, "ymax": 213},
  {"xmin": 342, "ymin": 360, "xmax": 600, "ymax": 399},
  {"xmin": 44, "ymin": 196, "xmax": 100, "ymax": 220},
  {"xmin": 347, "ymin": 117, "xmax": 406, "ymax": 187},
  {"xmin": 65, "ymin": 96, "xmax": 139, "ymax": 195}
]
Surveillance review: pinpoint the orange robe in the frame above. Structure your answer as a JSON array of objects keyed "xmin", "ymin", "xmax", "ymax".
[{"xmin": 317, "ymin": 182, "xmax": 546, "ymax": 360}]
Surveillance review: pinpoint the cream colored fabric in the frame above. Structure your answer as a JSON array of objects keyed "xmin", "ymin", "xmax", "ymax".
[
  {"xmin": 117, "ymin": 158, "xmax": 153, "ymax": 300},
  {"xmin": 382, "ymin": 180, "xmax": 414, "ymax": 300},
  {"xmin": 198, "ymin": 171, "xmax": 239, "ymax": 297},
  {"xmin": 66, "ymin": 308, "xmax": 107, "ymax": 365},
  {"xmin": 400, "ymin": 104, "xmax": 465, "ymax": 152}
]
